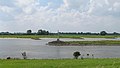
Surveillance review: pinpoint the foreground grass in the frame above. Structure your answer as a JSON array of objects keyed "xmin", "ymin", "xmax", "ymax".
[
  {"xmin": 0, "ymin": 59, "xmax": 120, "ymax": 68},
  {"xmin": 0, "ymin": 35, "xmax": 120, "ymax": 39},
  {"xmin": 65, "ymin": 40, "xmax": 120, "ymax": 45}
]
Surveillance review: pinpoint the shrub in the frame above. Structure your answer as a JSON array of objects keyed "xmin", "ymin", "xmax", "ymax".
[{"xmin": 73, "ymin": 51, "xmax": 81, "ymax": 59}]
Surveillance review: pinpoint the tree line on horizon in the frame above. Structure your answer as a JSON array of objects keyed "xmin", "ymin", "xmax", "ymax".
[{"xmin": 0, "ymin": 29, "xmax": 120, "ymax": 35}]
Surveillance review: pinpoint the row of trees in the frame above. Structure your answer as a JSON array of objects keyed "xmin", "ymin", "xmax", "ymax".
[
  {"xmin": 59, "ymin": 31, "xmax": 120, "ymax": 35},
  {"xmin": 0, "ymin": 30, "xmax": 119, "ymax": 35},
  {"xmin": 26, "ymin": 29, "xmax": 49, "ymax": 35},
  {"xmin": 0, "ymin": 29, "xmax": 49, "ymax": 35}
]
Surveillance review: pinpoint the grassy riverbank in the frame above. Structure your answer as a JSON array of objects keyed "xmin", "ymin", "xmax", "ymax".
[
  {"xmin": 65, "ymin": 40, "xmax": 120, "ymax": 46},
  {"xmin": 0, "ymin": 35, "xmax": 119, "ymax": 39},
  {"xmin": 0, "ymin": 59, "xmax": 120, "ymax": 68}
]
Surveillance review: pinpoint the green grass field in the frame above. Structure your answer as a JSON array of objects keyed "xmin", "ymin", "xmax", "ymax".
[
  {"xmin": 65, "ymin": 40, "xmax": 120, "ymax": 45},
  {"xmin": 0, "ymin": 35, "xmax": 119, "ymax": 39},
  {"xmin": 0, "ymin": 59, "xmax": 120, "ymax": 68}
]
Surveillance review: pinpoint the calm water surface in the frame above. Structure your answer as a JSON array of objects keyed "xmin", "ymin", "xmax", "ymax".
[{"xmin": 0, "ymin": 38, "xmax": 120, "ymax": 59}]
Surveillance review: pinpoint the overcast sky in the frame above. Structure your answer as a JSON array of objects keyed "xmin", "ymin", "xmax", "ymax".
[{"xmin": 0, "ymin": 0, "xmax": 120, "ymax": 32}]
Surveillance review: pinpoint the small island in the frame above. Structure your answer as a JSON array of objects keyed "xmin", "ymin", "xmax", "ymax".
[
  {"xmin": 48, "ymin": 39, "xmax": 67, "ymax": 46},
  {"xmin": 48, "ymin": 40, "xmax": 120, "ymax": 46},
  {"xmin": 31, "ymin": 37, "xmax": 41, "ymax": 40}
]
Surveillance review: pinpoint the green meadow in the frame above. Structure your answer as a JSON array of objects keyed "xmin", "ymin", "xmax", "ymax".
[
  {"xmin": 0, "ymin": 35, "xmax": 119, "ymax": 39},
  {"xmin": 0, "ymin": 59, "xmax": 120, "ymax": 68},
  {"xmin": 65, "ymin": 40, "xmax": 120, "ymax": 45}
]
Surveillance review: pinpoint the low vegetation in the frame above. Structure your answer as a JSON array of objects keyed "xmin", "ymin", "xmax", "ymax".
[
  {"xmin": 0, "ymin": 35, "xmax": 120, "ymax": 39},
  {"xmin": 73, "ymin": 51, "xmax": 81, "ymax": 59},
  {"xmin": 0, "ymin": 35, "xmax": 57, "ymax": 38},
  {"xmin": 0, "ymin": 59, "xmax": 120, "ymax": 68},
  {"xmin": 48, "ymin": 39, "xmax": 66, "ymax": 45},
  {"xmin": 65, "ymin": 40, "xmax": 120, "ymax": 45},
  {"xmin": 31, "ymin": 37, "xmax": 41, "ymax": 40}
]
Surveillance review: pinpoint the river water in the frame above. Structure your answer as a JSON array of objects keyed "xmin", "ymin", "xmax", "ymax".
[{"xmin": 0, "ymin": 38, "xmax": 120, "ymax": 59}]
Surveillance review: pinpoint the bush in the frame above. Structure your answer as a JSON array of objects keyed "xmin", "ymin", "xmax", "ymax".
[{"xmin": 73, "ymin": 51, "xmax": 81, "ymax": 59}]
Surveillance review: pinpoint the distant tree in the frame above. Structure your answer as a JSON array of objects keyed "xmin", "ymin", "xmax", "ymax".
[
  {"xmin": 46, "ymin": 31, "xmax": 49, "ymax": 35},
  {"xmin": 100, "ymin": 31, "xmax": 107, "ymax": 35},
  {"xmin": 37, "ymin": 29, "xmax": 49, "ymax": 35},
  {"xmin": 0, "ymin": 32, "xmax": 10, "ymax": 35},
  {"xmin": 7, "ymin": 57, "xmax": 11, "ymax": 59},
  {"xmin": 37, "ymin": 29, "xmax": 42, "ymax": 35},
  {"xmin": 73, "ymin": 51, "xmax": 81, "ymax": 59},
  {"xmin": 27, "ymin": 30, "xmax": 32, "ymax": 34},
  {"xmin": 113, "ymin": 32, "xmax": 119, "ymax": 35}
]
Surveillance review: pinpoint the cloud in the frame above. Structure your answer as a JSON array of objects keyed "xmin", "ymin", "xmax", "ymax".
[
  {"xmin": 113, "ymin": 2, "xmax": 120, "ymax": 12},
  {"xmin": 62, "ymin": 0, "xmax": 90, "ymax": 12},
  {"xmin": 0, "ymin": 5, "xmax": 14, "ymax": 13},
  {"xmin": 0, "ymin": 0, "xmax": 120, "ymax": 32},
  {"xmin": 15, "ymin": 0, "xmax": 35, "ymax": 7},
  {"xmin": 0, "ymin": 0, "xmax": 15, "ymax": 7}
]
